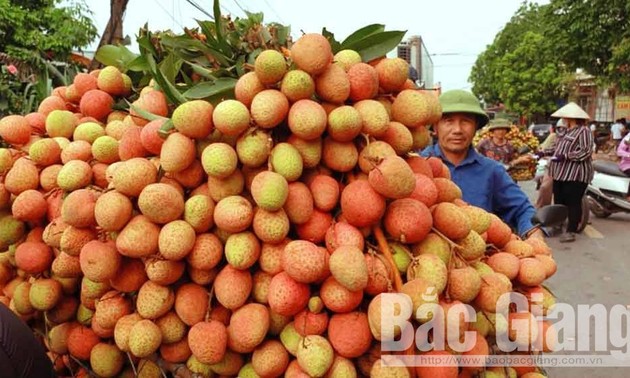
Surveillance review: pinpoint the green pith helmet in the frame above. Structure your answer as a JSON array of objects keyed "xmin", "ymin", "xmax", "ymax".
[
  {"xmin": 487, "ymin": 118, "xmax": 512, "ymax": 131},
  {"xmin": 438, "ymin": 89, "xmax": 489, "ymax": 128}
]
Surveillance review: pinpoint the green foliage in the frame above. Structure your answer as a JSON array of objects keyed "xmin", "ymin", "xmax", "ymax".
[
  {"xmin": 547, "ymin": 0, "xmax": 630, "ymax": 85},
  {"xmin": 494, "ymin": 32, "xmax": 568, "ymax": 117},
  {"xmin": 0, "ymin": 0, "xmax": 97, "ymax": 115},
  {"xmin": 609, "ymin": 38, "xmax": 630, "ymax": 92},
  {"xmin": 470, "ymin": 3, "xmax": 569, "ymax": 118},
  {"xmin": 95, "ymin": 0, "xmax": 406, "ymax": 116},
  {"xmin": 323, "ymin": 24, "xmax": 407, "ymax": 62},
  {"xmin": 0, "ymin": 64, "xmax": 39, "ymax": 115},
  {"xmin": 471, "ymin": 0, "xmax": 630, "ymax": 117},
  {"xmin": 0, "ymin": 0, "xmax": 97, "ymax": 62}
]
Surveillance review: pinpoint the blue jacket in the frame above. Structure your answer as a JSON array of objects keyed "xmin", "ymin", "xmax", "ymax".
[{"xmin": 420, "ymin": 144, "xmax": 535, "ymax": 237}]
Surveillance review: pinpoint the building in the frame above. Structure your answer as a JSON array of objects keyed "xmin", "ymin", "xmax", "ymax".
[
  {"xmin": 397, "ymin": 35, "xmax": 435, "ymax": 90},
  {"xmin": 572, "ymin": 70, "xmax": 614, "ymax": 123}
]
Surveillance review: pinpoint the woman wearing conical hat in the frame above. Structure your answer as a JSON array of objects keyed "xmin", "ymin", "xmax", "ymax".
[{"xmin": 547, "ymin": 102, "xmax": 594, "ymax": 242}]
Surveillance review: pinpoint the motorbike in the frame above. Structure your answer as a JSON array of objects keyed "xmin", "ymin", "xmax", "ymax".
[
  {"xmin": 585, "ymin": 160, "xmax": 630, "ymax": 218},
  {"xmin": 531, "ymin": 204, "xmax": 569, "ymax": 236}
]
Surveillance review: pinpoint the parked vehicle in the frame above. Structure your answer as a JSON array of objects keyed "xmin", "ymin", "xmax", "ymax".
[
  {"xmin": 586, "ymin": 160, "xmax": 630, "ymax": 218},
  {"xmin": 528, "ymin": 123, "xmax": 553, "ymax": 143}
]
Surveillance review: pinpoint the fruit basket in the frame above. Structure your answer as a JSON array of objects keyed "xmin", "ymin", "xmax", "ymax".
[{"xmin": 510, "ymin": 161, "xmax": 537, "ymax": 181}]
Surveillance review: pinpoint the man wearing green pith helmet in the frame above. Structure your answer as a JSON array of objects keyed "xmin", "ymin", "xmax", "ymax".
[{"xmin": 420, "ymin": 89, "xmax": 542, "ymax": 239}]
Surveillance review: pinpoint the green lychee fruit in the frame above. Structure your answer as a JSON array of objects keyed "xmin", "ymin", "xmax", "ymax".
[
  {"xmin": 255, "ymin": 49, "xmax": 287, "ymax": 85},
  {"xmin": 334, "ymin": 49, "xmax": 362, "ymax": 71},
  {"xmin": 250, "ymin": 171, "xmax": 289, "ymax": 211},
  {"xmin": 73, "ymin": 122, "xmax": 106, "ymax": 143},
  {"xmin": 128, "ymin": 319, "xmax": 162, "ymax": 358},
  {"xmin": 390, "ymin": 242, "xmax": 412, "ymax": 274},
  {"xmin": 29, "ymin": 278, "xmax": 63, "ymax": 310},
  {"xmin": 45, "ymin": 110, "xmax": 77, "ymax": 138},
  {"xmin": 92, "ymin": 135, "xmax": 120, "ymax": 163},
  {"xmin": 201, "ymin": 142, "xmax": 238, "ymax": 178},
  {"xmin": 90, "ymin": 342, "xmax": 125, "ymax": 377},
  {"xmin": 28, "ymin": 138, "xmax": 61, "ymax": 166},
  {"xmin": 296, "ymin": 335, "xmax": 334, "ymax": 377},
  {"xmin": 236, "ymin": 130, "xmax": 271, "ymax": 168},
  {"xmin": 407, "ymin": 254, "xmax": 448, "ymax": 294},
  {"xmin": 280, "ymin": 69, "xmax": 315, "ymax": 102},
  {"xmin": 212, "ymin": 99, "xmax": 251, "ymax": 136},
  {"xmin": 270, "ymin": 142, "xmax": 303, "ymax": 182}
]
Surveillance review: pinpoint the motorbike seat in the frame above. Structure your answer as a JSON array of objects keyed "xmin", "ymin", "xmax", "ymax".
[{"xmin": 592, "ymin": 160, "xmax": 628, "ymax": 177}]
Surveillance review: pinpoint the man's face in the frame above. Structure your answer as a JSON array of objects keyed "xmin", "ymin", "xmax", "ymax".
[{"xmin": 435, "ymin": 113, "xmax": 477, "ymax": 154}]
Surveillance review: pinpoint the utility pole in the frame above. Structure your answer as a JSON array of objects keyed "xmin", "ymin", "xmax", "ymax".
[{"xmin": 89, "ymin": 0, "xmax": 130, "ymax": 70}]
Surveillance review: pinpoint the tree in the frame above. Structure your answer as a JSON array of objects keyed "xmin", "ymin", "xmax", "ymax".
[
  {"xmin": 89, "ymin": 0, "xmax": 130, "ymax": 70},
  {"xmin": 546, "ymin": 0, "xmax": 630, "ymax": 89},
  {"xmin": 0, "ymin": 0, "xmax": 97, "ymax": 114},
  {"xmin": 0, "ymin": 0, "xmax": 97, "ymax": 63},
  {"xmin": 469, "ymin": 3, "xmax": 569, "ymax": 119},
  {"xmin": 494, "ymin": 31, "xmax": 568, "ymax": 118}
]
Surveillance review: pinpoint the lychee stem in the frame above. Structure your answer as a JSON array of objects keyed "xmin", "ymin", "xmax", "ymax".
[
  {"xmin": 372, "ymin": 225, "xmax": 403, "ymax": 292},
  {"xmin": 429, "ymin": 227, "xmax": 460, "ymax": 250},
  {"xmin": 127, "ymin": 352, "xmax": 138, "ymax": 376},
  {"xmin": 70, "ymin": 355, "xmax": 93, "ymax": 376}
]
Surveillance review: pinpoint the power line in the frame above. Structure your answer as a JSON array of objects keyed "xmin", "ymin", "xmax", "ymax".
[
  {"xmin": 183, "ymin": 0, "xmax": 214, "ymax": 19},
  {"xmin": 232, "ymin": 0, "xmax": 247, "ymax": 14},
  {"xmin": 220, "ymin": 4, "xmax": 236, "ymax": 16},
  {"xmin": 262, "ymin": 0, "xmax": 285, "ymax": 24},
  {"xmin": 154, "ymin": 0, "xmax": 184, "ymax": 28}
]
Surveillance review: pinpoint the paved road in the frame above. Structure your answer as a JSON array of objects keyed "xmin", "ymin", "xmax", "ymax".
[{"xmin": 520, "ymin": 181, "xmax": 630, "ymax": 378}]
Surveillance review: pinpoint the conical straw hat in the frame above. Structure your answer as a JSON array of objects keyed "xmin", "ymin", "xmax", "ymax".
[{"xmin": 551, "ymin": 102, "xmax": 590, "ymax": 120}]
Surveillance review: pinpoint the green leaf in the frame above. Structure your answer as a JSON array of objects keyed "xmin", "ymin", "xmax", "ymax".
[
  {"xmin": 235, "ymin": 55, "xmax": 246, "ymax": 77},
  {"xmin": 158, "ymin": 119, "xmax": 175, "ymax": 139},
  {"xmin": 244, "ymin": 10, "xmax": 264, "ymax": 24},
  {"xmin": 137, "ymin": 27, "xmax": 158, "ymax": 57},
  {"xmin": 213, "ymin": 0, "xmax": 232, "ymax": 56},
  {"xmin": 183, "ymin": 77, "xmax": 237, "ymax": 101},
  {"xmin": 160, "ymin": 34, "xmax": 232, "ymax": 67},
  {"xmin": 159, "ymin": 54, "xmax": 183, "ymax": 83},
  {"xmin": 126, "ymin": 55, "xmax": 149, "ymax": 72},
  {"xmin": 260, "ymin": 27, "xmax": 272, "ymax": 44},
  {"xmin": 322, "ymin": 27, "xmax": 342, "ymax": 53},
  {"xmin": 95, "ymin": 44, "xmax": 139, "ymax": 69},
  {"xmin": 196, "ymin": 20, "xmax": 217, "ymax": 44},
  {"xmin": 213, "ymin": 0, "xmax": 224, "ymax": 42},
  {"xmin": 247, "ymin": 48, "xmax": 263, "ymax": 65},
  {"xmin": 344, "ymin": 30, "xmax": 407, "ymax": 62},
  {"xmin": 185, "ymin": 61, "xmax": 218, "ymax": 80},
  {"xmin": 144, "ymin": 52, "xmax": 187, "ymax": 105},
  {"xmin": 341, "ymin": 24, "xmax": 385, "ymax": 47},
  {"xmin": 127, "ymin": 99, "xmax": 169, "ymax": 121},
  {"xmin": 274, "ymin": 24, "xmax": 291, "ymax": 46}
]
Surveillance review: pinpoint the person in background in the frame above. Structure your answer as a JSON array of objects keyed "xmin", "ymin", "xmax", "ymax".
[
  {"xmin": 476, "ymin": 118, "xmax": 529, "ymax": 168},
  {"xmin": 420, "ymin": 90, "xmax": 542, "ymax": 239},
  {"xmin": 617, "ymin": 134, "xmax": 630, "ymax": 201},
  {"xmin": 618, "ymin": 134, "xmax": 630, "ymax": 175},
  {"xmin": 547, "ymin": 102, "xmax": 594, "ymax": 243},
  {"xmin": 610, "ymin": 118, "xmax": 626, "ymax": 148},
  {"xmin": 535, "ymin": 120, "xmax": 568, "ymax": 208}
]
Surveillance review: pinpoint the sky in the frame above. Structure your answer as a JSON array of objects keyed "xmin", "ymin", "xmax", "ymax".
[{"xmin": 81, "ymin": 0, "xmax": 546, "ymax": 92}]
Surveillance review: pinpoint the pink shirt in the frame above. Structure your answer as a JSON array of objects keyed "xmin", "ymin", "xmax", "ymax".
[{"xmin": 617, "ymin": 141, "xmax": 630, "ymax": 173}]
